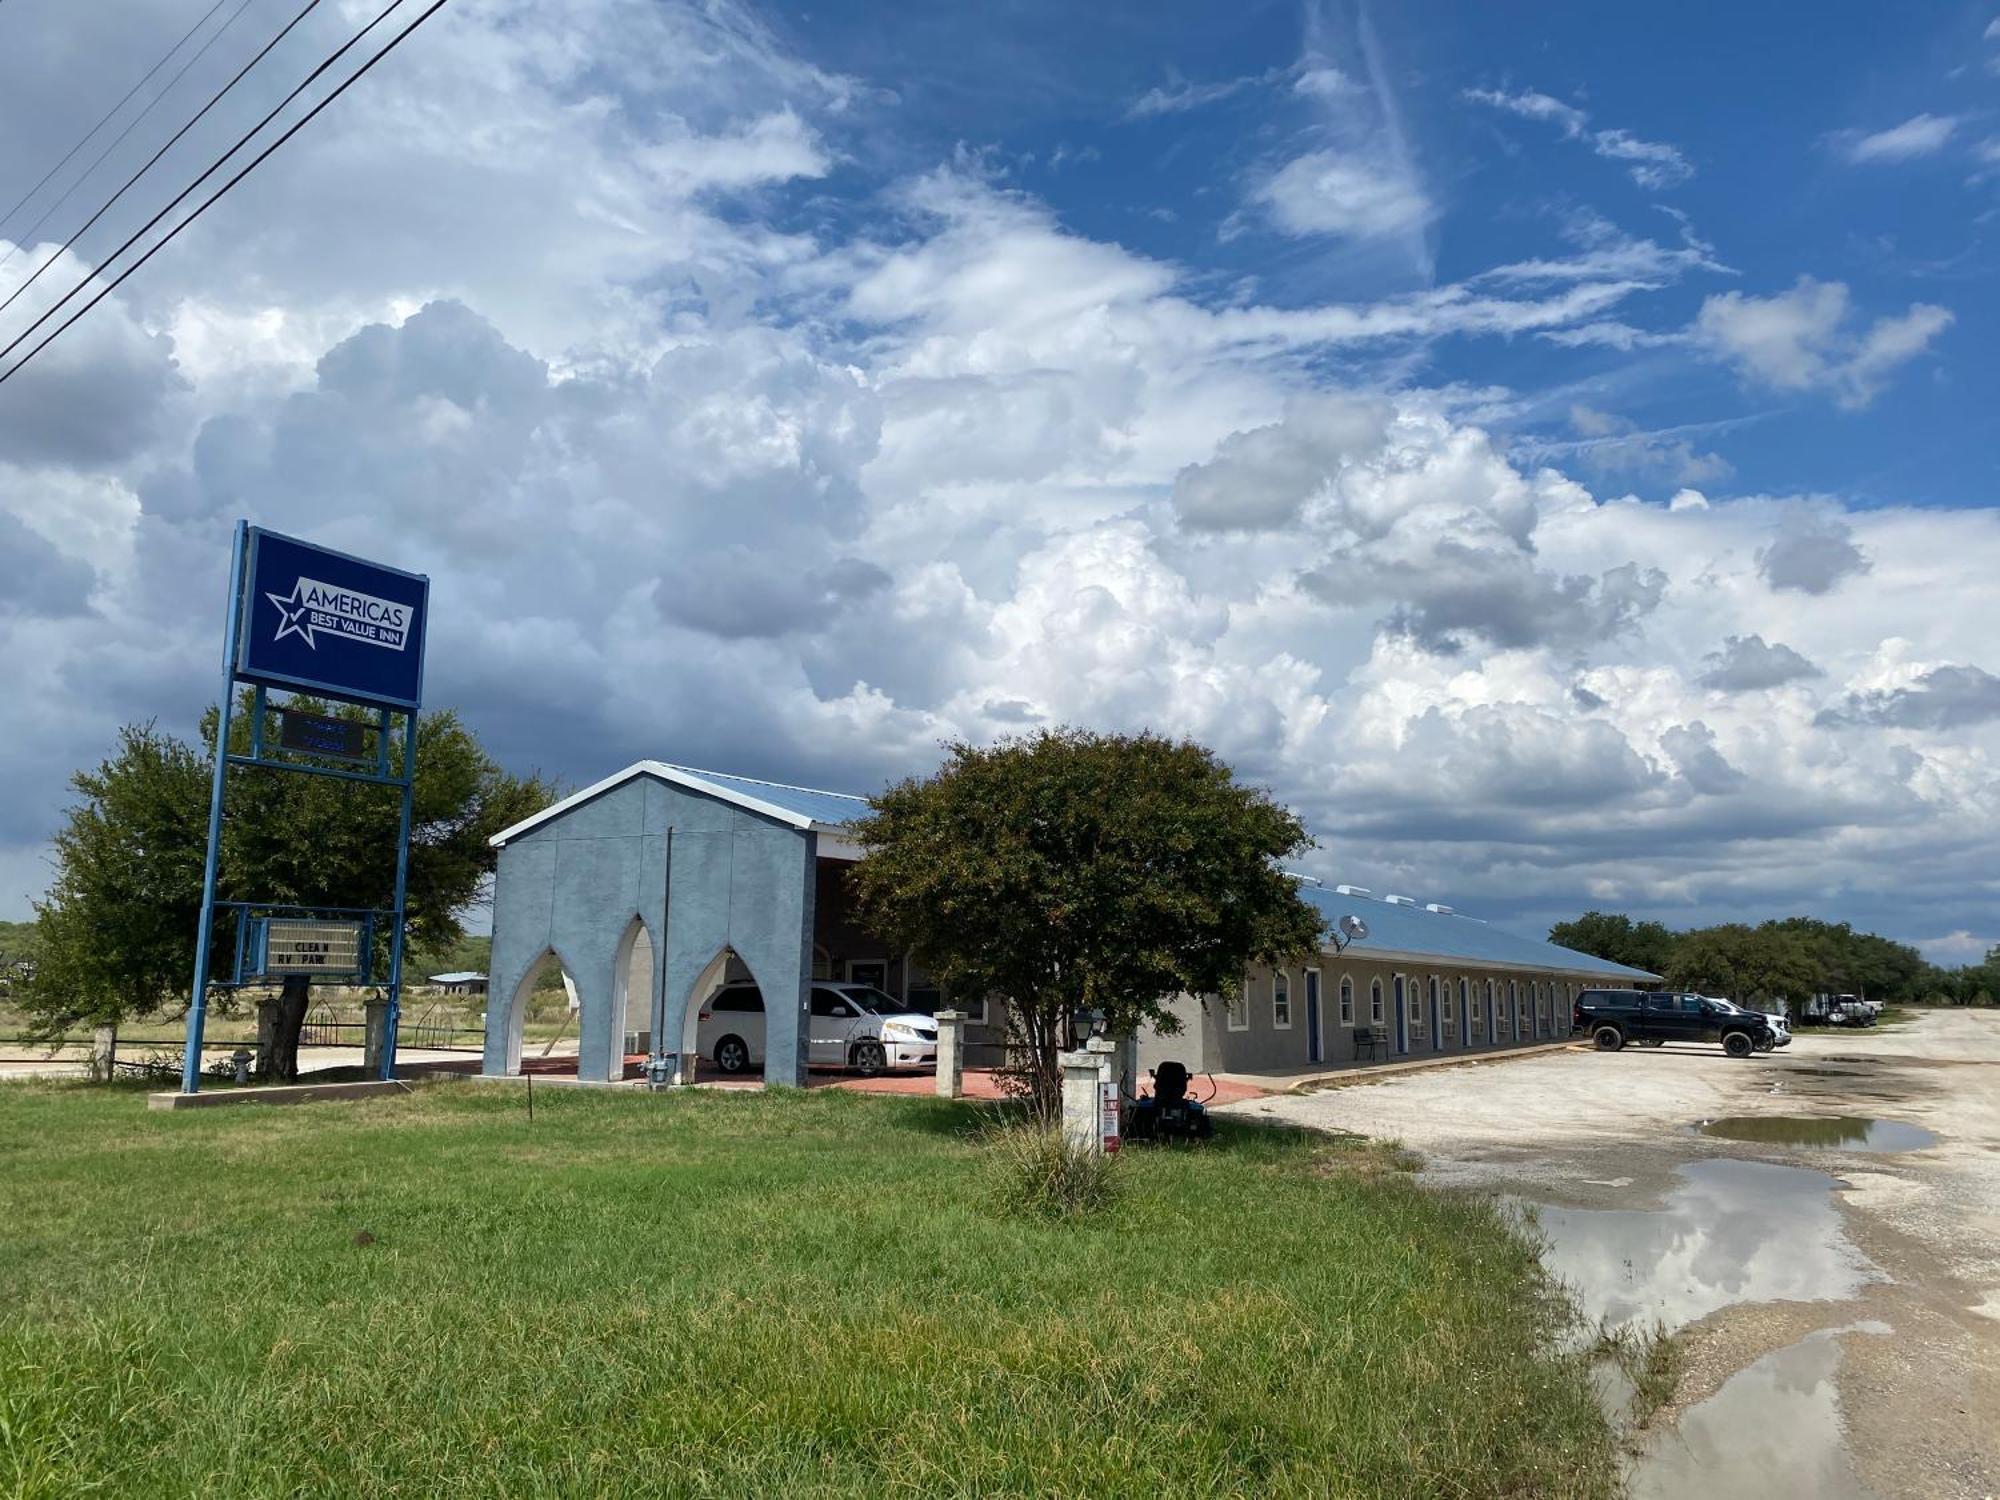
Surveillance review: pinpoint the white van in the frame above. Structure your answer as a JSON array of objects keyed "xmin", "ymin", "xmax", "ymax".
[{"xmin": 696, "ymin": 981, "xmax": 939, "ymax": 1076}]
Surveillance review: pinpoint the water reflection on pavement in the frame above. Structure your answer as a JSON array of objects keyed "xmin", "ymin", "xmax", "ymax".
[
  {"xmin": 1628, "ymin": 1323, "xmax": 1888, "ymax": 1500},
  {"xmin": 1528, "ymin": 1157, "xmax": 1878, "ymax": 1331},
  {"xmin": 1525, "ymin": 1159, "xmax": 1888, "ymax": 1499}
]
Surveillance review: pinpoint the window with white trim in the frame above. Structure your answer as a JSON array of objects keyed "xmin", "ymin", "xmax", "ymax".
[
  {"xmin": 1466, "ymin": 977, "xmax": 1479, "ymax": 1024},
  {"xmin": 1273, "ymin": 970, "xmax": 1292, "ymax": 1029},
  {"xmin": 1405, "ymin": 975, "xmax": 1426, "ymax": 1040},
  {"xmin": 1490, "ymin": 978, "xmax": 1502, "ymax": 1024},
  {"xmin": 1339, "ymin": 974, "xmax": 1355, "ymax": 1026},
  {"xmin": 1369, "ymin": 977, "xmax": 1384, "ymax": 1025},
  {"xmin": 1438, "ymin": 974, "xmax": 1452, "ymax": 1026},
  {"xmin": 1227, "ymin": 975, "xmax": 1253, "ymax": 1031}
]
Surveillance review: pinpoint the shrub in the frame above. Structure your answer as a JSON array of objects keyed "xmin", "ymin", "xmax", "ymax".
[{"xmin": 983, "ymin": 1115, "xmax": 1118, "ymax": 1221}]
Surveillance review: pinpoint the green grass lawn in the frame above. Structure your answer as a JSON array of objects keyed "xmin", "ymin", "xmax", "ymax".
[{"xmin": 0, "ymin": 1081, "xmax": 1616, "ymax": 1498}]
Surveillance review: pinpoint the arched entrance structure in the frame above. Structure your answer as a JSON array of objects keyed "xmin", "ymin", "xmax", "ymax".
[{"xmin": 483, "ymin": 763, "xmax": 841, "ymax": 1087}]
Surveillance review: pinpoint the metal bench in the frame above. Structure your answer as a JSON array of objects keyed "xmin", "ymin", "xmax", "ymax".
[{"xmin": 1353, "ymin": 1025, "xmax": 1389, "ymax": 1061}]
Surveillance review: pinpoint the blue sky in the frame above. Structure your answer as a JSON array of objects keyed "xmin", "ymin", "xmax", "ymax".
[
  {"xmin": 0, "ymin": 0, "xmax": 1996, "ymax": 962},
  {"xmin": 781, "ymin": 0, "xmax": 1993, "ymax": 505}
]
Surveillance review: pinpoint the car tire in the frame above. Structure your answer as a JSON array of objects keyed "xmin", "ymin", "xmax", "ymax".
[
  {"xmin": 1722, "ymin": 1031, "xmax": 1754, "ymax": 1059},
  {"xmin": 852, "ymin": 1039, "xmax": 887, "ymax": 1076},
  {"xmin": 1593, "ymin": 1025, "xmax": 1625, "ymax": 1052},
  {"xmin": 714, "ymin": 1035, "xmax": 750, "ymax": 1074}
]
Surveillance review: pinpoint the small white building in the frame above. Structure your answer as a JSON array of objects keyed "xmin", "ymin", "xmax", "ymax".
[{"xmin": 430, "ymin": 971, "xmax": 489, "ymax": 997}]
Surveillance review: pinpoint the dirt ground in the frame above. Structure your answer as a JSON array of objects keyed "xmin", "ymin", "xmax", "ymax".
[{"xmin": 1225, "ymin": 1009, "xmax": 2000, "ymax": 1500}]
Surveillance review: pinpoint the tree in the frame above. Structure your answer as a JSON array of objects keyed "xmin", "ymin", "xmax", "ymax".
[
  {"xmin": 848, "ymin": 729, "xmax": 1325, "ymax": 1116},
  {"xmin": 22, "ymin": 727, "xmax": 212, "ymax": 1045},
  {"xmin": 21, "ymin": 698, "xmax": 551, "ymax": 1078},
  {"xmin": 0, "ymin": 918, "xmax": 45, "ymax": 995},
  {"xmin": 1548, "ymin": 911, "xmax": 1678, "ymax": 975},
  {"xmin": 1760, "ymin": 916, "xmax": 1926, "ymax": 1001},
  {"xmin": 1665, "ymin": 923, "xmax": 1817, "ymax": 1005}
]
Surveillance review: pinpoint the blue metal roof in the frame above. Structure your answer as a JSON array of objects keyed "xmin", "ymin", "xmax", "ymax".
[
  {"xmin": 1295, "ymin": 884, "xmax": 1660, "ymax": 980},
  {"xmin": 665, "ymin": 764, "xmax": 872, "ymax": 829}
]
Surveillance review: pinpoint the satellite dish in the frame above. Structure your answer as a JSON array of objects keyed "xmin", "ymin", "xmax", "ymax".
[{"xmin": 1338, "ymin": 913, "xmax": 1369, "ymax": 942}]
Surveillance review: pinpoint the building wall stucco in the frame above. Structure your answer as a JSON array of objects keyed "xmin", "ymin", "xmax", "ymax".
[{"xmin": 485, "ymin": 772, "xmax": 816, "ymax": 1086}]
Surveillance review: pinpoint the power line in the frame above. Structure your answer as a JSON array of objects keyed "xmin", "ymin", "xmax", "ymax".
[
  {"xmin": 0, "ymin": 0, "xmax": 414, "ymax": 371},
  {"xmin": 0, "ymin": 0, "xmax": 327, "ymax": 319},
  {"xmin": 0, "ymin": 0, "xmax": 235, "ymax": 239},
  {"xmin": 0, "ymin": 0, "xmax": 452, "ymax": 388},
  {"xmin": 0, "ymin": 0, "xmax": 268, "ymax": 289}
]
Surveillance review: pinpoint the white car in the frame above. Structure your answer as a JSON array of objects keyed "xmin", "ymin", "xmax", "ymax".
[
  {"xmin": 696, "ymin": 980, "xmax": 939, "ymax": 1076},
  {"xmin": 1706, "ymin": 995, "xmax": 1791, "ymax": 1049}
]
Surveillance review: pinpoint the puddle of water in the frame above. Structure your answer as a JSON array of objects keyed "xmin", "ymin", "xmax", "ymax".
[
  {"xmin": 1626, "ymin": 1323, "xmax": 1889, "ymax": 1500},
  {"xmin": 1695, "ymin": 1115, "xmax": 1937, "ymax": 1153},
  {"xmin": 1526, "ymin": 1158, "xmax": 1877, "ymax": 1332}
]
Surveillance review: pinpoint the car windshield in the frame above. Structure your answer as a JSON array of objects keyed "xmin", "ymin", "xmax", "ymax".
[{"xmin": 841, "ymin": 987, "xmax": 909, "ymax": 1016}]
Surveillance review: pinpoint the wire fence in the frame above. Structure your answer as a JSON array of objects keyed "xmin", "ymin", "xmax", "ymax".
[{"xmin": 2, "ymin": 1020, "xmax": 485, "ymax": 1062}]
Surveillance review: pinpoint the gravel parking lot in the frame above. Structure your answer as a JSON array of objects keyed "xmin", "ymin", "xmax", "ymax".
[{"xmin": 1223, "ymin": 1009, "xmax": 2000, "ymax": 1499}]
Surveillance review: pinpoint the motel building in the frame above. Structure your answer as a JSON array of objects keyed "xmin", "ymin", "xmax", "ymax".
[{"xmin": 479, "ymin": 760, "xmax": 1659, "ymax": 1087}]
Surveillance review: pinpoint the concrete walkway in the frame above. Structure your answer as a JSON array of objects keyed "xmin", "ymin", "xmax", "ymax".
[{"xmin": 1213, "ymin": 1035, "xmax": 1583, "ymax": 1094}]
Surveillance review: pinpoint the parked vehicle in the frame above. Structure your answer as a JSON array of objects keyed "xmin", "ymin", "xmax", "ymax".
[
  {"xmin": 1572, "ymin": 989, "xmax": 1777, "ymax": 1058},
  {"xmin": 1799, "ymin": 993, "xmax": 1880, "ymax": 1027},
  {"xmin": 1706, "ymin": 996, "xmax": 1792, "ymax": 1049},
  {"xmin": 1125, "ymin": 1061, "xmax": 1213, "ymax": 1143},
  {"xmin": 696, "ymin": 981, "xmax": 939, "ymax": 1075}
]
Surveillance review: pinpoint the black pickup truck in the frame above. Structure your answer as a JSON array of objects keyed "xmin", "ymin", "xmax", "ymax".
[{"xmin": 1573, "ymin": 989, "xmax": 1777, "ymax": 1058}]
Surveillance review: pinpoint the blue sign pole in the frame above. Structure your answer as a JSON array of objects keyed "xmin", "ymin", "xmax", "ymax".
[
  {"xmin": 380, "ymin": 716, "xmax": 416, "ymax": 1081},
  {"xmin": 181, "ymin": 521, "xmax": 248, "ymax": 1094}
]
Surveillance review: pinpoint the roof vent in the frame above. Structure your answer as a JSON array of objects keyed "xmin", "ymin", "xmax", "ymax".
[
  {"xmin": 1424, "ymin": 903, "xmax": 1455, "ymax": 915},
  {"xmin": 1283, "ymin": 870, "xmax": 1324, "ymax": 887},
  {"xmin": 1384, "ymin": 894, "xmax": 1417, "ymax": 906},
  {"xmin": 1333, "ymin": 884, "xmax": 1372, "ymax": 897}
]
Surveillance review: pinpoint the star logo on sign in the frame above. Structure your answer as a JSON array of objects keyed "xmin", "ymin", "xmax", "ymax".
[{"xmin": 267, "ymin": 581, "xmax": 318, "ymax": 649}]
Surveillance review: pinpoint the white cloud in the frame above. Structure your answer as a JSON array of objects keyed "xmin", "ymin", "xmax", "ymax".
[
  {"xmin": 0, "ymin": 0, "xmax": 1996, "ymax": 963},
  {"xmin": 1694, "ymin": 277, "xmax": 1952, "ymax": 407},
  {"xmin": 1255, "ymin": 149, "xmax": 1432, "ymax": 241},
  {"xmin": 1463, "ymin": 87, "xmax": 1587, "ymax": 136},
  {"xmin": 1126, "ymin": 69, "xmax": 1276, "ymax": 119},
  {"xmin": 1838, "ymin": 113, "xmax": 1959, "ymax": 163},
  {"xmin": 1463, "ymin": 87, "xmax": 1692, "ymax": 188}
]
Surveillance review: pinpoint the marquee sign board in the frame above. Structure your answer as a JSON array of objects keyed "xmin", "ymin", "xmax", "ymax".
[
  {"xmin": 258, "ymin": 918, "xmax": 365, "ymax": 978},
  {"xmin": 277, "ymin": 707, "xmax": 370, "ymax": 760},
  {"xmin": 237, "ymin": 527, "xmax": 429, "ymax": 710}
]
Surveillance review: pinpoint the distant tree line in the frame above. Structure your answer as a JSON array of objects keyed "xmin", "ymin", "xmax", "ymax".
[{"xmin": 1548, "ymin": 911, "xmax": 1998, "ymax": 1007}]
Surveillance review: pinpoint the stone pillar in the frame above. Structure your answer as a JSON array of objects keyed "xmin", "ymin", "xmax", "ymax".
[
  {"xmin": 255, "ymin": 997, "xmax": 280, "ymax": 1078},
  {"xmin": 934, "ymin": 1010, "xmax": 966, "ymax": 1098},
  {"xmin": 1059, "ymin": 1036, "xmax": 1119, "ymax": 1157},
  {"xmin": 1059, "ymin": 1048, "xmax": 1101, "ymax": 1157},
  {"xmin": 364, "ymin": 995, "xmax": 392, "ymax": 1077},
  {"xmin": 86, "ymin": 1024, "xmax": 117, "ymax": 1082}
]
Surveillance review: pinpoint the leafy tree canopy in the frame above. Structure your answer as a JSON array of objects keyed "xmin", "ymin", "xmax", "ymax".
[
  {"xmin": 1547, "ymin": 912, "xmax": 1677, "ymax": 976},
  {"xmin": 848, "ymin": 729, "xmax": 1324, "ymax": 1113}
]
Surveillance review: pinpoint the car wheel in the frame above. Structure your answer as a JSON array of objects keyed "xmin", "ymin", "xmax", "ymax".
[
  {"xmin": 852, "ymin": 1039, "xmax": 887, "ymax": 1076},
  {"xmin": 1593, "ymin": 1025, "xmax": 1625, "ymax": 1052},
  {"xmin": 1722, "ymin": 1031, "xmax": 1754, "ymax": 1059},
  {"xmin": 714, "ymin": 1035, "xmax": 750, "ymax": 1074}
]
